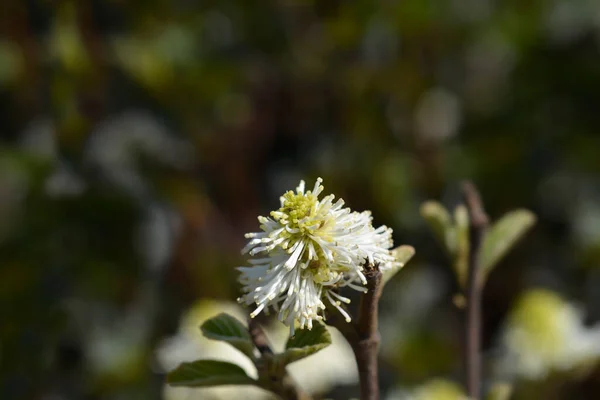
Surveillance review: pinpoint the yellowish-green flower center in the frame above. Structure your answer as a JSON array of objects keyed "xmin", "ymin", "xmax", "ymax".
[
  {"xmin": 272, "ymin": 190, "xmax": 318, "ymax": 232},
  {"xmin": 305, "ymin": 259, "xmax": 336, "ymax": 284},
  {"xmin": 269, "ymin": 189, "xmax": 340, "ymax": 283}
]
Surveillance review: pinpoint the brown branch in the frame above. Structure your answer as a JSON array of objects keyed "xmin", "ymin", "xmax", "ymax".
[
  {"xmin": 354, "ymin": 264, "xmax": 383, "ymax": 400},
  {"xmin": 328, "ymin": 263, "xmax": 383, "ymax": 400},
  {"xmin": 248, "ymin": 318, "xmax": 274, "ymax": 355},
  {"xmin": 461, "ymin": 181, "xmax": 489, "ymax": 400},
  {"xmin": 248, "ymin": 319, "xmax": 312, "ymax": 400}
]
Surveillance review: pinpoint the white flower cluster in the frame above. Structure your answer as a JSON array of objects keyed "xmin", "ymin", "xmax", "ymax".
[
  {"xmin": 237, "ymin": 178, "xmax": 401, "ymax": 334},
  {"xmin": 497, "ymin": 289, "xmax": 600, "ymax": 380},
  {"xmin": 385, "ymin": 379, "xmax": 468, "ymax": 400}
]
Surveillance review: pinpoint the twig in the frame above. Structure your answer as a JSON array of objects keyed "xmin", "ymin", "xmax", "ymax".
[
  {"xmin": 354, "ymin": 264, "xmax": 383, "ymax": 400},
  {"xmin": 329, "ymin": 263, "xmax": 383, "ymax": 400},
  {"xmin": 248, "ymin": 318, "xmax": 274, "ymax": 356},
  {"xmin": 461, "ymin": 181, "xmax": 489, "ymax": 400},
  {"xmin": 248, "ymin": 319, "xmax": 312, "ymax": 400}
]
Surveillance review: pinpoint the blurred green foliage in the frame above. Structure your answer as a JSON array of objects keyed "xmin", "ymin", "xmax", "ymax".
[{"xmin": 3, "ymin": 0, "xmax": 600, "ymax": 399}]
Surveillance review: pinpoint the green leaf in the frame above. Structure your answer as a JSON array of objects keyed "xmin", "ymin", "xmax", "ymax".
[
  {"xmin": 201, "ymin": 313, "xmax": 255, "ymax": 359},
  {"xmin": 480, "ymin": 209, "xmax": 536, "ymax": 274},
  {"xmin": 167, "ymin": 360, "xmax": 257, "ymax": 387},
  {"xmin": 382, "ymin": 245, "xmax": 415, "ymax": 285},
  {"xmin": 420, "ymin": 201, "xmax": 455, "ymax": 255},
  {"xmin": 278, "ymin": 321, "xmax": 331, "ymax": 365},
  {"xmin": 453, "ymin": 205, "xmax": 470, "ymax": 288}
]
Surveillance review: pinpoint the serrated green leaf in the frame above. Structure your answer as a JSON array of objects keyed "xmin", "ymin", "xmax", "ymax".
[
  {"xmin": 480, "ymin": 209, "xmax": 536, "ymax": 274},
  {"xmin": 201, "ymin": 313, "xmax": 255, "ymax": 359},
  {"xmin": 420, "ymin": 201, "xmax": 455, "ymax": 255},
  {"xmin": 167, "ymin": 360, "xmax": 257, "ymax": 387},
  {"xmin": 277, "ymin": 321, "xmax": 331, "ymax": 365},
  {"xmin": 382, "ymin": 245, "xmax": 415, "ymax": 285}
]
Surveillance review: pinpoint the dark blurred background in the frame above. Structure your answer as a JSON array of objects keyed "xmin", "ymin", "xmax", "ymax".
[{"xmin": 3, "ymin": 1, "xmax": 600, "ymax": 399}]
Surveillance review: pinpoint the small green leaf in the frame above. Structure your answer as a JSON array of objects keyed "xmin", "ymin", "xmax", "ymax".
[
  {"xmin": 420, "ymin": 201, "xmax": 455, "ymax": 255},
  {"xmin": 453, "ymin": 205, "xmax": 469, "ymax": 288},
  {"xmin": 382, "ymin": 245, "xmax": 415, "ymax": 285},
  {"xmin": 278, "ymin": 321, "xmax": 331, "ymax": 365},
  {"xmin": 480, "ymin": 209, "xmax": 536, "ymax": 274},
  {"xmin": 201, "ymin": 313, "xmax": 255, "ymax": 359},
  {"xmin": 167, "ymin": 360, "xmax": 257, "ymax": 387}
]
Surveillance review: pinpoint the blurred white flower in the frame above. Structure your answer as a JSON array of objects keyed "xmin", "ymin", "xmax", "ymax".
[
  {"xmin": 496, "ymin": 289, "xmax": 600, "ymax": 380},
  {"xmin": 386, "ymin": 379, "xmax": 467, "ymax": 400},
  {"xmin": 44, "ymin": 163, "xmax": 85, "ymax": 197},
  {"xmin": 85, "ymin": 308, "xmax": 147, "ymax": 379},
  {"xmin": 238, "ymin": 178, "xmax": 400, "ymax": 333},
  {"xmin": 20, "ymin": 118, "xmax": 56, "ymax": 159},
  {"xmin": 414, "ymin": 88, "xmax": 461, "ymax": 142},
  {"xmin": 135, "ymin": 203, "xmax": 181, "ymax": 274},
  {"xmin": 19, "ymin": 118, "xmax": 85, "ymax": 197},
  {"xmin": 545, "ymin": 0, "xmax": 593, "ymax": 44},
  {"xmin": 85, "ymin": 111, "xmax": 193, "ymax": 197}
]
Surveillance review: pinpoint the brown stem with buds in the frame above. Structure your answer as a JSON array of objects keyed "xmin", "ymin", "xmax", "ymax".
[
  {"xmin": 461, "ymin": 181, "xmax": 489, "ymax": 400},
  {"xmin": 329, "ymin": 263, "xmax": 383, "ymax": 400}
]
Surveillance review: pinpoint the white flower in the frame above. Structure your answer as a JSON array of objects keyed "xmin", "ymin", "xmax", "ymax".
[
  {"xmin": 84, "ymin": 111, "xmax": 193, "ymax": 196},
  {"xmin": 385, "ymin": 379, "xmax": 468, "ymax": 400},
  {"xmin": 496, "ymin": 289, "xmax": 600, "ymax": 380},
  {"xmin": 238, "ymin": 178, "xmax": 399, "ymax": 333}
]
